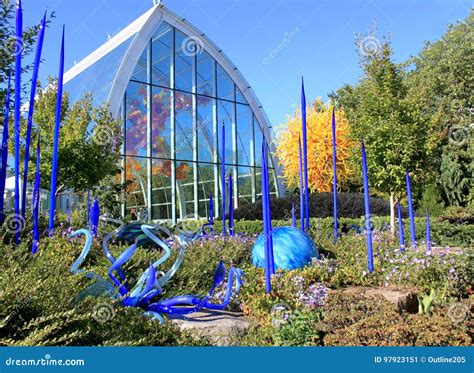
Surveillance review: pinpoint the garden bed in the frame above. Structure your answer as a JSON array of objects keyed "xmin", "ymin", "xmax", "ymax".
[{"xmin": 0, "ymin": 217, "xmax": 472, "ymax": 346}]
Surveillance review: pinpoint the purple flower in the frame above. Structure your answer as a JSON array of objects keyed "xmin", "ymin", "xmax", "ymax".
[
  {"xmin": 298, "ymin": 283, "xmax": 327, "ymax": 308},
  {"xmin": 292, "ymin": 276, "xmax": 305, "ymax": 288}
]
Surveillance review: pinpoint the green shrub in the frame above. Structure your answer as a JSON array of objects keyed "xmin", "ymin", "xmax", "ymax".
[
  {"xmin": 273, "ymin": 309, "xmax": 323, "ymax": 346},
  {"xmin": 0, "ymin": 238, "xmax": 208, "ymax": 346},
  {"xmin": 438, "ymin": 205, "xmax": 474, "ymax": 224},
  {"xmin": 234, "ymin": 193, "xmax": 394, "ymax": 220},
  {"xmin": 215, "ymin": 216, "xmax": 473, "ymax": 248}
]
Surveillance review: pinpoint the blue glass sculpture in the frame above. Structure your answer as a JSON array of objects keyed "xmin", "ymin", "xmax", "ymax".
[
  {"xmin": 70, "ymin": 219, "xmax": 242, "ymax": 323},
  {"xmin": 251, "ymin": 226, "xmax": 319, "ymax": 270}
]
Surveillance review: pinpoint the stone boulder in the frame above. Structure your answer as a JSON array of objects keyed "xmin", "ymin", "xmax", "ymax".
[{"xmin": 170, "ymin": 310, "xmax": 250, "ymax": 346}]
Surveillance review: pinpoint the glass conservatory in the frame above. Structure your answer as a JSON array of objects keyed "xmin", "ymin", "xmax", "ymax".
[{"xmin": 63, "ymin": 2, "xmax": 284, "ymax": 222}]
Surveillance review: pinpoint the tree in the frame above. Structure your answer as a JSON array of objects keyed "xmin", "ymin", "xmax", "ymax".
[
  {"xmin": 332, "ymin": 35, "xmax": 433, "ymax": 233},
  {"xmin": 276, "ymin": 100, "xmax": 355, "ymax": 192},
  {"xmin": 405, "ymin": 10, "xmax": 473, "ymax": 206},
  {"xmin": 11, "ymin": 77, "xmax": 123, "ymax": 194}
]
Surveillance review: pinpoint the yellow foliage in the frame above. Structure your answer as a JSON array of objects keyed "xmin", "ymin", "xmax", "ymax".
[{"xmin": 276, "ymin": 101, "xmax": 355, "ymax": 192}]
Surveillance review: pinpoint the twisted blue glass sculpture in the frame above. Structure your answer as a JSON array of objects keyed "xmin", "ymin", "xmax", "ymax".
[{"xmin": 70, "ymin": 220, "xmax": 243, "ymax": 323}]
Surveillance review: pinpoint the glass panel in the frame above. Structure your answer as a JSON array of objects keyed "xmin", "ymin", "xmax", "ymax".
[
  {"xmin": 197, "ymin": 162, "xmax": 215, "ymax": 219},
  {"xmin": 236, "ymin": 104, "xmax": 252, "ymax": 166},
  {"xmin": 235, "ymin": 86, "xmax": 248, "ymax": 104},
  {"xmin": 151, "ymin": 22, "xmax": 172, "ymax": 87},
  {"xmin": 255, "ymin": 167, "xmax": 262, "ymax": 199},
  {"xmin": 238, "ymin": 166, "xmax": 253, "ymax": 206},
  {"xmin": 217, "ymin": 165, "xmax": 234, "ymax": 219},
  {"xmin": 197, "ymin": 50, "xmax": 215, "ymax": 96},
  {"xmin": 217, "ymin": 64, "xmax": 234, "ymax": 101},
  {"xmin": 174, "ymin": 30, "xmax": 193, "ymax": 92},
  {"xmin": 151, "ymin": 86, "xmax": 171, "ymax": 158},
  {"xmin": 176, "ymin": 161, "xmax": 194, "ymax": 218},
  {"xmin": 151, "ymin": 158, "xmax": 172, "ymax": 220},
  {"xmin": 64, "ymin": 35, "xmax": 134, "ymax": 106},
  {"xmin": 125, "ymin": 81, "xmax": 147, "ymax": 157},
  {"xmin": 197, "ymin": 95, "xmax": 214, "ymax": 163},
  {"xmin": 175, "ymin": 91, "xmax": 194, "ymax": 161},
  {"xmin": 125, "ymin": 156, "xmax": 147, "ymax": 217},
  {"xmin": 217, "ymin": 100, "xmax": 234, "ymax": 164},
  {"xmin": 268, "ymin": 168, "xmax": 276, "ymax": 194},
  {"xmin": 131, "ymin": 47, "xmax": 148, "ymax": 84},
  {"xmin": 254, "ymin": 117, "xmax": 263, "ymax": 166}
]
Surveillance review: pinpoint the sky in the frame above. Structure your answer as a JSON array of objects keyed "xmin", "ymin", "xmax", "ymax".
[{"xmin": 20, "ymin": 0, "xmax": 473, "ymax": 128}]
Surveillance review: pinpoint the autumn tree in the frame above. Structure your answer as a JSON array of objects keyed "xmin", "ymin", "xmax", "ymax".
[{"xmin": 276, "ymin": 100, "xmax": 355, "ymax": 193}]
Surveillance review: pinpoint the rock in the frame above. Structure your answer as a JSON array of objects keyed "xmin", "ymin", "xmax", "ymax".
[
  {"xmin": 340, "ymin": 286, "xmax": 419, "ymax": 313},
  {"xmin": 170, "ymin": 310, "xmax": 250, "ymax": 346}
]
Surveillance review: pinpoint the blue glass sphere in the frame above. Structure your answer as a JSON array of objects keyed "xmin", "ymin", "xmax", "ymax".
[{"xmin": 251, "ymin": 226, "xmax": 319, "ymax": 270}]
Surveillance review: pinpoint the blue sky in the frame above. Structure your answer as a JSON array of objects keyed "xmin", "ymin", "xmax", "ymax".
[{"xmin": 22, "ymin": 0, "xmax": 472, "ymax": 126}]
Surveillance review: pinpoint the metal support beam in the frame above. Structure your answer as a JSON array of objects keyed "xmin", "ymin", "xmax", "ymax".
[{"xmin": 146, "ymin": 40, "xmax": 153, "ymax": 221}]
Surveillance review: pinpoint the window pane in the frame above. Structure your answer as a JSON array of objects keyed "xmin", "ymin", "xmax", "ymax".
[
  {"xmin": 176, "ymin": 161, "xmax": 194, "ymax": 218},
  {"xmin": 151, "ymin": 158, "xmax": 172, "ymax": 220},
  {"xmin": 236, "ymin": 104, "xmax": 252, "ymax": 166},
  {"xmin": 217, "ymin": 64, "xmax": 234, "ymax": 100},
  {"xmin": 175, "ymin": 30, "xmax": 193, "ymax": 92},
  {"xmin": 217, "ymin": 165, "xmax": 234, "ymax": 219},
  {"xmin": 217, "ymin": 100, "xmax": 234, "ymax": 164},
  {"xmin": 235, "ymin": 86, "xmax": 248, "ymax": 104},
  {"xmin": 151, "ymin": 22, "xmax": 172, "ymax": 87},
  {"xmin": 268, "ymin": 168, "xmax": 276, "ymax": 194},
  {"xmin": 125, "ymin": 81, "xmax": 147, "ymax": 157},
  {"xmin": 197, "ymin": 162, "xmax": 215, "ymax": 219},
  {"xmin": 197, "ymin": 50, "xmax": 215, "ymax": 96},
  {"xmin": 125, "ymin": 156, "xmax": 147, "ymax": 216},
  {"xmin": 151, "ymin": 86, "xmax": 171, "ymax": 158},
  {"xmin": 197, "ymin": 95, "xmax": 215, "ymax": 163},
  {"xmin": 175, "ymin": 91, "xmax": 194, "ymax": 161},
  {"xmin": 238, "ymin": 166, "xmax": 253, "ymax": 206},
  {"xmin": 255, "ymin": 167, "xmax": 262, "ymax": 200},
  {"xmin": 254, "ymin": 117, "xmax": 263, "ymax": 166},
  {"xmin": 64, "ymin": 35, "xmax": 133, "ymax": 106},
  {"xmin": 131, "ymin": 47, "xmax": 148, "ymax": 84}
]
